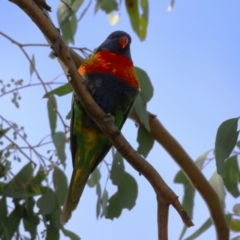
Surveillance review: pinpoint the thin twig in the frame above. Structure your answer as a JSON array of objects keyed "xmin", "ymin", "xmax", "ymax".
[{"xmin": 0, "ymin": 31, "xmax": 68, "ymax": 133}]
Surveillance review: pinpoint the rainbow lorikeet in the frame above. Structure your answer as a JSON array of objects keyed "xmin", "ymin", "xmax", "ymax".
[{"xmin": 61, "ymin": 31, "xmax": 140, "ymax": 224}]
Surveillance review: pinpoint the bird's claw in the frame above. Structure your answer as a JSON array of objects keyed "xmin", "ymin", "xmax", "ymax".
[{"xmin": 103, "ymin": 113, "xmax": 115, "ymax": 123}]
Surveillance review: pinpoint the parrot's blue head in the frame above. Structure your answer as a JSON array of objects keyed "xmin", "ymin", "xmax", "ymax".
[{"xmin": 96, "ymin": 31, "xmax": 132, "ymax": 60}]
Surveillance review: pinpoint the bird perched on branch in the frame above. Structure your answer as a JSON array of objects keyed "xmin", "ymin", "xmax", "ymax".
[{"xmin": 61, "ymin": 31, "xmax": 140, "ymax": 224}]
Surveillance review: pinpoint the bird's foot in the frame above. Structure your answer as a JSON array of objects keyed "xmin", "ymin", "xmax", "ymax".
[{"xmin": 103, "ymin": 113, "xmax": 115, "ymax": 124}]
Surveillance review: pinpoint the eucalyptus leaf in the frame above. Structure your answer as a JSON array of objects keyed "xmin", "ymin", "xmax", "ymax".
[
  {"xmin": 52, "ymin": 132, "xmax": 67, "ymax": 166},
  {"xmin": 53, "ymin": 167, "xmax": 68, "ymax": 205},
  {"xmin": 135, "ymin": 67, "xmax": 153, "ymax": 103},
  {"xmin": 230, "ymin": 218, "xmax": 240, "ymax": 232},
  {"xmin": 110, "ymin": 151, "xmax": 125, "ymax": 186},
  {"xmin": 96, "ymin": 182, "xmax": 101, "ymax": 219},
  {"xmin": 95, "ymin": 0, "xmax": 118, "ymax": 13},
  {"xmin": 118, "ymin": 172, "xmax": 138, "ymax": 210},
  {"xmin": 43, "ymin": 83, "xmax": 72, "ymax": 98},
  {"xmin": 105, "ymin": 192, "xmax": 122, "ymax": 219},
  {"xmin": 185, "ymin": 218, "xmax": 212, "ymax": 240},
  {"xmin": 133, "ymin": 94, "xmax": 150, "ymax": 131},
  {"xmin": 6, "ymin": 208, "xmax": 21, "ymax": 239},
  {"xmin": 223, "ymin": 156, "xmax": 240, "ymax": 197},
  {"xmin": 47, "ymin": 96, "xmax": 57, "ymax": 136},
  {"xmin": 37, "ymin": 192, "xmax": 56, "ymax": 215},
  {"xmin": 137, "ymin": 126, "xmax": 154, "ymax": 157},
  {"xmin": 209, "ymin": 171, "xmax": 226, "ymax": 208},
  {"xmin": 101, "ymin": 189, "xmax": 108, "ymax": 217},
  {"xmin": 87, "ymin": 168, "xmax": 101, "ymax": 187},
  {"xmin": 215, "ymin": 117, "xmax": 239, "ymax": 177},
  {"xmin": 46, "ymin": 225, "xmax": 59, "ymax": 240},
  {"xmin": 125, "ymin": 0, "xmax": 148, "ymax": 40},
  {"xmin": 62, "ymin": 228, "xmax": 81, "ymax": 240}
]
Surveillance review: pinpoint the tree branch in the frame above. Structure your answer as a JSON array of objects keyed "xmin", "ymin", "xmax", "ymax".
[
  {"xmin": 129, "ymin": 110, "xmax": 229, "ymax": 239},
  {"xmin": 10, "ymin": 0, "xmax": 195, "ymax": 238}
]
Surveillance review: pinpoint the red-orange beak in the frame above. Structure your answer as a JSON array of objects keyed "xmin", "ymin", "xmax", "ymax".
[{"xmin": 119, "ymin": 36, "xmax": 129, "ymax": 49}]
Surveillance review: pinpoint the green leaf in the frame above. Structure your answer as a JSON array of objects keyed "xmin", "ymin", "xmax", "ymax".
[
  {"xmin": 57, "ymin": 1, "xmax": 80, "ymax": 44},
  {"xmin": 95, "ymin": 0, "xmax": 118, "ymax": 13},
  {"xmin": 223, "ymin": 156, "xmax": 240, "ymax": 197},
  {"xmin": 137, "ymin": 126, "xmax": 154, "ymax": 157},
  {"xmin": 23, "ymin": 218, "xmax": 38, "ymax": 239},
  {"xmin": 125, "ymin": 0, "xmax": 139, "ymax": 35},
  {"xmin": 0, "ymin": 127, "xmax": 10, "ymax": 138},
  {"xmin": 46, "ymin": 208, "xmax": 61, "ymax": 229},
  {"xmin": 66, "ymin": 110, "xmax": 72, "ymax": 120},
  {"xmin": 110, "ymin": 151, "xmax": 125, "ymax": 186},
  {"xmin": 32, "ymin": 166, "xmax": 45, "ymax": 185},
  {"xmin": 0, "ymin": 197, "xmax": 8, "ymax": 230},
  {"xmin": 30, "ymin": 54, "xmax": 35, "ymax": 76},
  {"xmin": 6, "ymin": 207, "xmax": 21, "ymax": 239},
  {"xmin": 185, "ymin": 218, "xmax": 212, "ymax": 240},
  {"xmin": 133, "ymin": 94, "xmax": 150, "ymax": 131},
  {"xmin": 47, "ymin": 96, "xmax": 57, "ymax": 136},
  {"xmin": 57, "ymin": 0, "xmax": 72, "ymax": 24},
  {"xmin": 101, "ymin": 189, "xmax": 108, "ymax": 218},
  {"xmin": 105, "ymin": 192, "xmax": 122, "ymax": 219},
  {"xmin": 140, "ymin": 0, "xmax": 148, "ymax": 38},
  {"xmin": 62, "ymin": 228, "xmax": 81, "ymax": 240},
  {"xmin": 71, "ymin": 0, "xmax": 84, "ymax": 12},
  {"xmin": 13, "ymin": 163, "xmax": 33, "ymax": 183},
  {"xmin": 23, "ymin": 198, "xmax": 39, "ymax": 240},
  {"xmin": 0, "ymin": 160, "xmax": 11, "ymax": 179},
  {"xmin": 49, "ymin": 51, "xmax": 56, "ymax": 59},
  {"xmin": 0, "ymin": 221, "xmax": 9, "ymax": 240},
  {"xmin": 230, "ymin": 218, "xmax": 240, "ymax": 232},
  {"xmin": 96, "ymin": 182, "xmax": 101, "ymax": 219},
  {"xmin": 209, "ymin": 171, "xmax": 226, "ymax": 208},
  {"xmin": 3, "ymin": 163, "xmax": 33, "ymax": 198},
  {"xmin": 125, "ymin": 0, "xmax": 148, "ymax": 40},
  {"xmin": 195, "ymin": 150, "xmax": 211, "ymax": 169},
  {"xmin": 225, "ymin": 213, "xmax": 232, "ymax": 225},
  {"xmin": 215, "ymin": 117, "xmax": 239, "ymax": 177},
  {"xmin": 61, "ymin": 14, "xmax": 77, "ymax": 44},
  {"xmin": 118, "ymin": 172, "xmax": 138, "ymax": 210},
  {"xmin": 43, "ymin": 83, "xmax": 72, "ymax": 98},
  {"xmin": 52, "ymin": 132, "xmax": 67, "ymax": 166},
  {"xmin": 57, "ymin": 0, "xmax": 84, "ymax": 23},
  {"xmin": 37, "ymin": 192, "xmax": 56, "ymax": 215},
  {"xmin": 135, "ymin": 67, "xmax": 153, "ymax": 103},
  {"xmin": 46, "ymin": 225, "xmax": 59, "ymax": 240},
  {"xmin": 53, "ymin": 167, "xmax": 68, "ymax": 205},
  {"xmin": 87, "ymin": 168, "xmax": 101, "ymax": 187}
]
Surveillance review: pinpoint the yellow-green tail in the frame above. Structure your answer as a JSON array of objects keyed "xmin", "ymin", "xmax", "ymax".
[{"xmin": 61, "ymin": 168, "xmax": 90, "ymax": 224}]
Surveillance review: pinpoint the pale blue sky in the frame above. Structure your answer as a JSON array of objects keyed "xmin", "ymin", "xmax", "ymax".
[{"xmin": 1, "ymin": 1, "xmax": 240, "ymax": 239}]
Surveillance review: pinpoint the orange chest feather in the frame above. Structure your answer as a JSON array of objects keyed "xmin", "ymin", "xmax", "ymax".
[{"xmin": 79, "ymin": 51, "xmax": 139, "ymax": 88}]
